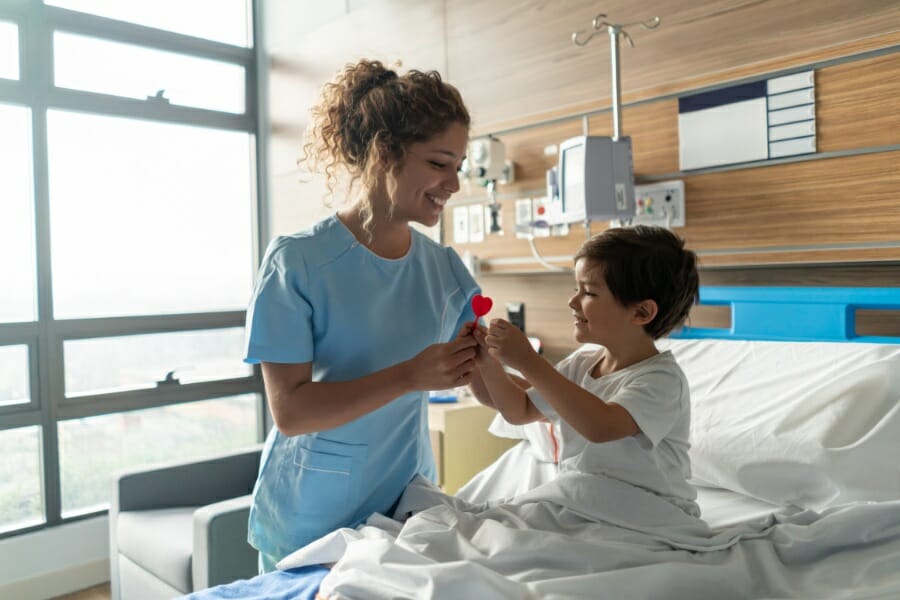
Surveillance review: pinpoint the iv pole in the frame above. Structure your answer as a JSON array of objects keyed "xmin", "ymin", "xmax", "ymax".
[
  {"xmin": 571, "ymin": 14, "xmax": 660, "ymax": 235},
  {"xmin": 572, "ymin": 15, "xmax": 661, "ymax": 143}
]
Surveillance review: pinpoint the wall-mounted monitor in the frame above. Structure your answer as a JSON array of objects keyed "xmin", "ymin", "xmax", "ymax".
[{"xmin": 556, "ymin": 135, "xmax": 635, "ymax": 224}]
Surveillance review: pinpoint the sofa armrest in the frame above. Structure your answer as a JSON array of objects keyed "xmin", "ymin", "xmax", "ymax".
[
  {"xmin": 113, "ymin": 445, "xmax": 262, "ymax": 513},
  {"xmin": 193, "ymin": 494, "xmax": 258, "ymax": 590}
]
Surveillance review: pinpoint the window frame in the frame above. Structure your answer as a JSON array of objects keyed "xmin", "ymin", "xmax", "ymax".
[{"xmin": 0, "ymin": 0, "xmax": 267, "ymax": 538}]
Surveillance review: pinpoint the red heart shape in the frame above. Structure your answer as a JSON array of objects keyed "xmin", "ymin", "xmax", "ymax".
[{"xmin": 471, "ymin": 294, "xmax": 493, "ymax": 318}]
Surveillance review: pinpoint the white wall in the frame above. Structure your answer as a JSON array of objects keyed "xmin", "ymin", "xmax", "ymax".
[{"xmin": 0, "ymin": 516, "xmax": 109, "ymax": 599}]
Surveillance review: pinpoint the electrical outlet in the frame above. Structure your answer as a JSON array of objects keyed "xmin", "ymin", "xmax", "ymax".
[
  {"xmin": 452, "ymin": 206, "xmax": 469, "ymax": 243},
  {"xmin": 531, "ymin": 197, "xmax": 551, "ymax": 238},
  {"xmin": 617, "ymin": 180, "xmax": 686, "ymax": 228},
  {"xmin": 515, "ymin": 198, "xmax": 533, "ymax": 239},
  {"xmin": 469, "ymin": 204, "xmax": 485, "ymax": 243}
]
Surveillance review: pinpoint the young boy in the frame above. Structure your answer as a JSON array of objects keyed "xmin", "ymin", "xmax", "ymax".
[{"xmin": 468, "ymin": 225, "xmax": 701, "ymax": 516}]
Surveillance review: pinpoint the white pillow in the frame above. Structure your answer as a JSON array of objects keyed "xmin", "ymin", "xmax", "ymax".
[{"xmin": 660, "ymin": 338, "xmax": 900, "ymax": 510}]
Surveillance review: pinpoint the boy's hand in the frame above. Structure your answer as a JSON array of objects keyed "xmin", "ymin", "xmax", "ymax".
[
  {"xmin": 484, "ymin": 318, "xmax": 538, "ymax": 372},
  {"xmin": 457, "ymin": 322, "xmax": 494, "ymax": 367}
]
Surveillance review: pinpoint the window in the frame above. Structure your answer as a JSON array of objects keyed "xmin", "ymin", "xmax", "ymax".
[
  {"xmin": 0, "ymin": 1, "xmax": 264, "ymax": 538},
  {"xmin": 0, "ymin": 427, "xmax": 44, "ymax": 534},
  {"xmin": 47, "ymin": 112, "xmax": 254, "ymax": 319},
  {"xmin": 58, "ymin": 395, "xmax": 259, "ymax": 516},
  {"xmin": 45, "ymin": 0, "xmax": 252, "ymax": 47},
  {"xmin": 0, "ymin": 103, "xmax": 35, "ymax": 324},
  {"xmin": 0, "ymin": 20, "xmax": 17, "ymax": 80},
  {"xmin": 0, "ymin": 346, "xmax": 30, "ymax": 407},
  {"xmin": 54, "ymin": 33, "xmax": 246, "ymax": 113},
  {"xmin": 64, "ymin": 329, "xmax": 250, "ymax": 396}
]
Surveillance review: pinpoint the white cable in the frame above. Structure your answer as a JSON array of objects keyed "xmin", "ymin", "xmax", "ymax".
[{"xmin": 526, "ymin": 231, "xmax": 573, "ymax": 272}]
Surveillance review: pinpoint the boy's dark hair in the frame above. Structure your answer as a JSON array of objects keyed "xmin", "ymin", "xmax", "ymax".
[{"xmin": 574, "ymin": 226, "xmax": 699, "ymax": 339}]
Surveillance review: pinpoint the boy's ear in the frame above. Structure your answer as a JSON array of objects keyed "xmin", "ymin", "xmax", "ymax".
[{"xmin": 631, "ymin": 300, "xmax": 658, "ymax": 326}]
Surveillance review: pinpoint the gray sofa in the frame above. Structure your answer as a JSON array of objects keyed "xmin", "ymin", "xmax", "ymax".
[{"xmin": 109, "ymin": 446, "xmax": 263, "ymax": 599}]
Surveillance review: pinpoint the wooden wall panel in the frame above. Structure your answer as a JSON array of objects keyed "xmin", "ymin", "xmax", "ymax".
[
  {"xmin": 816, "ymin": 52, "xmax": 900, "ymax": 152},
  {"xmin": 264, "ymin": 1, "xmax": 900, "ymax": 268},
  {"xmin": 445, "ymin": 49, "xmax": 900, "ymax": 269},
  {"xmin": 447, "ymin": 0, "xmax": 900, "ymax": 131},
  {"xmin": 265, "ymin": 0, "xmax": 445, "ymax": 235},
  {"xmin": 448, "ymin": 149, "xmax": 900, "ymax": 269},
  {"xmin": 679, "ymin": 151, "xmax": 900, "ymax": 249}
]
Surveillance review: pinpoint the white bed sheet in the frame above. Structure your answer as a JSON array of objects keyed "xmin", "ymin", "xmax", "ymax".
[
  {"xmin": 694, "ymin": 483, "xmax": 783, "ymax": 529},
  {"xmin": 270, "ymin": 337, "xmax": 900, "ymax": 599},
  {"xmin": 281, "ymin": 475, "xmax": 900, "ymax": 600}
]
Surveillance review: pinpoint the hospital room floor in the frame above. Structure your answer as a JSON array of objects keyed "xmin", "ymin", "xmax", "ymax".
[{"xmin": 53, "ymin": 582, "xmax": 110, "ymax": 600}]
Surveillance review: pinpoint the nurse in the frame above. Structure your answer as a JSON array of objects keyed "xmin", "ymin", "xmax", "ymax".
[{"xmin": 243, "ymin": 59, "xmax": 480, "ymax": 572}]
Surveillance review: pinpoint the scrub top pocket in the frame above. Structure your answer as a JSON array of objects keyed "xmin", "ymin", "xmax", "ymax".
[{"xmin": 289, "ymin": 437, "xmax": 367, "ymax": 515}]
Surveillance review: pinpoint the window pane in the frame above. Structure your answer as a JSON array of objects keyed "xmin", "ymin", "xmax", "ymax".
[
  {"xmin": 54, "ymin": 33, "xmax": 245, "ymax": 114},
  {"xmin": 46, "ymin": 0, "xmax": 251, "ymax": 47},
  {"xmin": 58, "ymin": 394, "xmax": 259, "ymax": 516},
  {"xmin": 0, "ymin": 21, "xmax": 18, "ymax": 80},
  {"xmin": 0, "ymin": 426, "xmax": 44, "ymax": 533},
  {"xmin": 47, "ymin": 111, "xmax": 255, "ymax": 319},
  {"xmin": 64, "ymin": 328, "xmax": 251, "ymax": 396},
  {"xmin": 0, "ymin": 103, "xmax": 36, "ymax": 323},
  {"xmin": 0, "ymin": 345, "xmax": 30, "ymax": 406}
]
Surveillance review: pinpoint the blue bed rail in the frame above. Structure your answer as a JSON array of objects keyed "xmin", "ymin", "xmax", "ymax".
[{"xmin": 673, "ymin": 286, "xmax": 900, "ymax": 344}]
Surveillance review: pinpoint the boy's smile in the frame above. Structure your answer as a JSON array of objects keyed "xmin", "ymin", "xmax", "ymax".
[{"xmin": 568, "ymin": 258, "xmax": 633, "ymax": 345}]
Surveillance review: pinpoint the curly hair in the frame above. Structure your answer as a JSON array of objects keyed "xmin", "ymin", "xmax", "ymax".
[
  {"xmin": 300, "ymin": 59, "xmax": 470, "ymax": 240},
  {"xmin": 574, "ymin": 226, "xmax": 700, "ymax": 339}
]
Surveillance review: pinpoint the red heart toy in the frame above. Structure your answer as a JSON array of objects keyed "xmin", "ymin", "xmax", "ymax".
[{"xmin": 471, "ymin": 294, "xmax": 493, "ymax": 318}]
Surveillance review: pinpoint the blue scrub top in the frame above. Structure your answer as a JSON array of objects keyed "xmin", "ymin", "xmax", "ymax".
[{"xmin": 243, "ymin": 214, "xmax": 479, "ymax": 564}]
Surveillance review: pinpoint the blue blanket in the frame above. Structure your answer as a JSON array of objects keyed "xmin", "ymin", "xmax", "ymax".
[{"xmin": 184, "ymin": 566, "xmax": 329, "ymax": 600}]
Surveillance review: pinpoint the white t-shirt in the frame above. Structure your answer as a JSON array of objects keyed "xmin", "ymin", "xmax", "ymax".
[{"xmin": 527, "ymin": 346, "xmax": 698, "ymax": 516}]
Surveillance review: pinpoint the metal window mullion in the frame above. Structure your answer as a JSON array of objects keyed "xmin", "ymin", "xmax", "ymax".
[
  {"xmin": 46, "ymin": 87, "xmax": 255, "ymax": 132},
  {"xmin": 0, "ymin": 321, "xmax": 39, "ymax": 341},
  {"xmin": 57, "ymin": 377, "xmax": 264, "ymax": 420},
  {"xmin": 252, "ymin": 0, "xmax": 271, "ymax": 440},
  {"xmin": 0, "ymin": 79, "xmax": 28, "ymax": 104},
  {"xmin": 0, "ymin": 408, "xmax": 41, "ymax": 431},
  {"xmin": 43, "ymin": 4, "xmax": 253, "ymax": 65},
  {"xmin": 53, "ymin": 311, "xmax": 247, "ymax": 339},
  {"xmin": 0, "ymin": 328, "xmax": 41, "ymax": 415},
  {"xmin": 26, "ymin": 2, "xmax": 63, "ymax": 528}
]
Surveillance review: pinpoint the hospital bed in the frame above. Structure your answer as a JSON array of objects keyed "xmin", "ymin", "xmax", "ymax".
[{"xmin": 187, "ymin": 286, "xmax": 900, "ymax": 599}]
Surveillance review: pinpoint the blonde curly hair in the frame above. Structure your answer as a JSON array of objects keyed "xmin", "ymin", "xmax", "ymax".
[{"xmin": 300, "ymin": 59, "xmax": 470, "ymax": 241}]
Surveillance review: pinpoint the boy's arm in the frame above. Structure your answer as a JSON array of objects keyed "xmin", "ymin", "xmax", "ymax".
[
  {"xmin": 485, "ymin": 319, "xmax": 638, "ymax": 443},
  {"xmin": 516, "ymin": 356, "xmax": 638, "ymax": 443},
  {"xmin": 464, "ymin": 325, "xmax": 542, "ymax": 424}
]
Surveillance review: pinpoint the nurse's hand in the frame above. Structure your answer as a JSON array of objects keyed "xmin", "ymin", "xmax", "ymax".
[{"xmin": 404, "ymin": 335, "xmax": 478, "ymax": 391}]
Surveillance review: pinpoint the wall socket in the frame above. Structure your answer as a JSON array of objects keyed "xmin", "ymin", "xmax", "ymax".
[{"xmin": 614, "ymin": 180, "xmax": 686, "ymax": 228}]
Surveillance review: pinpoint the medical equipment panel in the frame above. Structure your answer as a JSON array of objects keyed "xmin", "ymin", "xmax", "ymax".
[{"xmin": 556, "ymin": 135, "xmax": 635, "ymax": 224}]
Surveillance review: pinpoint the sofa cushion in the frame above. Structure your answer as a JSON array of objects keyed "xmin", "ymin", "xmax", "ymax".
[
  {"xmin": 117, "ymin": 506, "xmax": 196, "ymax": 593},
  {"xmin": 118, "ymin": 553, "xmax": 186, "ymax": 599}
]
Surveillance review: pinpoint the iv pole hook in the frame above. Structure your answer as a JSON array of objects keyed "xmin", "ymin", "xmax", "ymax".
[
  {"xmin": 571, "ymin": 14, "xmax": 660, "ymax": 140},
  {"xmin": 572, "ymin": 15, "xmax": 660, "ymax": 46}
]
